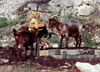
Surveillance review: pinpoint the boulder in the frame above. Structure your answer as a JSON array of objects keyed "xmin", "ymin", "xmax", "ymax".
[
  {"xmin": 76, "ymin": 62, "xmax": 100, "ymax": 72},
  {"xmin": 78, "ymin": 4, "xmax": 94, "ymax": 16},
  {"xmin": 27, "ymin": 3, "xmax": 37, "ymax": 10},
  {"xmin": 73, "ymin": 0, "xmax": 83, "ymax": 6}
]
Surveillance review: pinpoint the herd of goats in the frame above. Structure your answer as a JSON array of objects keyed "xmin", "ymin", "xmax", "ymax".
[{"xmin": 12, "ymin": 15, "xmax": 83, "ymax": 61}]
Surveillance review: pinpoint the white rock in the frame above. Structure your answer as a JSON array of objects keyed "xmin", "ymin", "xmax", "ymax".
[
  {"xmin": 52, "ymin": 44, "xmax": 59, "ymax": 48},
  {"xmin": 76, "ymin": 62, "xmax": 100, "ymax": 72},
  {"xmin": 73, "ymin": 0, "xmax": 83, "ymax": 6},
  {"xmin": 2, "ymin": 44, "xmax": 9, "ymax": 47},
  {"xmin": 78, "ymin": 4, "xmax": 94, "ymax": 16}
]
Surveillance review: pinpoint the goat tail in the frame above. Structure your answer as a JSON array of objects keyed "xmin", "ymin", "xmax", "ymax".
[{"xmin": 13, "ymin": 29, "xmax": 18, "ymax": 36}]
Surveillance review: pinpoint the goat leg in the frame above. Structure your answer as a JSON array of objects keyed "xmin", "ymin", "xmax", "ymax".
[
  {"xmin": 65, "ymin": 34, "xmax": 68, "ymax": 48},
  {"xmin": 75, "ymin": 36, "xmax": 78, "ymax": 48},
  {"xmin": 14, "ymin": 43, "xmax": 18, "ymax": 60},
  {"xmin": 79, "ymin": 35, "xmax": 81, "ymax": 47},
  {"xmin": 19, "ymin": 45, "xmax": 23, "ymax": 61},
  {"xmin": 31, "ymin": 45, "xmax": 34, "ymax": 58},
  {"xmin": 59, "ymin": 35, "xmax": 63, "ymax": 48}
]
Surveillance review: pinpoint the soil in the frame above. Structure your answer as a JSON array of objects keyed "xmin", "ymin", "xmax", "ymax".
[{"xmin": 0, "ymin": 47, "xmax": 100, "ymax": 72}]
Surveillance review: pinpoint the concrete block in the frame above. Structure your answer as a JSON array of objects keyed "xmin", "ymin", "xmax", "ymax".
[
  {"xmin": 77, "ymin": 49, "xmax": 94, "ymax": 55},
  {"xmin": 61, "ymin": 49, "xmax": 67, "ymax": 55},
  {"xmin": 94, "ymin": 55, "xmax": 100, "ymax": 58},
  {"xmin": 67, "ymin": 55, "xmax": 79, "ymax": 59},
  {"xmin": 49, "ymin": 49, "xmax": 60, "ymax": 56},
  {"xmin": 95, "ymin": 50, "xmax": 100, "ymax": 55},
  {"xmin": 40, "ymin": 50, "xmax": 49, "ymax": 56},
  {"xmin": 61, "ymin": 49, "xmax": 77, "ymax": 55},
  {"xmin": 66, "ymin": 50, "xmax": 77, "ymax": 55},
  {"xmin": 51, "ymin": 55, "xmax": 63, "ymax": 59},
  {"xmin": 79, "ymin": 55, "xmax": 94, "ymax": 59}
]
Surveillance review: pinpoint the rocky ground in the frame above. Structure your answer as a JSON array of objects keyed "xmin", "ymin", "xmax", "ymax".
[{"xmin": 0, "ymin": 47, "xmax": 100, "ymax": 72}]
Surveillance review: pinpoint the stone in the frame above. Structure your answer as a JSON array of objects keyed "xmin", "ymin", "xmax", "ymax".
[
  {"xmin": 66, "ymin": 50, "xmax": 77, "ymax": 55},
  {"xmin": 27, "ymin": 3, "xmax": 37, "ymax": 10},
  {"xmin": 79, "ymin": 55, "xmax": 94, "ymax": 58},
  {"xmin": 49, "ymin": 49, "xmax": 60, "ymax": 56},
  {"xmin": 78, "ymin": 4, "xmax": 94, "ymax": 16},
  {"xmin": 73, "ymin": 0, "xmax": 82, "ymax": 6},
  {"xmin": 40, "ymin": 50, "xmax": 49, "ymax": 56},
  {"xmin": 67, "ymin": 55, "xmax": 79, "ymax": 59},
  {"xmin": 52, "ymin": 55, "xmax": 63, "ymax": 59},
  {"xmin": 23, "ymin": 7, "xmax": 30, "ymax": 12},
  {"xmin": 95, "ymin": 50, "xmax": 100, "ymax": 55},
  {"xmin": 76, "ymin": 62, "xmax": 100, "ymax": 72},
  {"xmin": 2, "ymin": 44, "xmax": 9, "ymax": 47}
]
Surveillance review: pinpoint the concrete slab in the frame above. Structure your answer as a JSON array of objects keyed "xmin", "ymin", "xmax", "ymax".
[
  {"xmin": 66, "ymin": 50, "xmax": 77, "ymax": 55},
  {"xmin": 52, "ymin": 55, "xmax": 63, "ymax": 59},
  {"xmin": 95, "ymin": 50, "xmax": 100, "ymax": 55},
  {"xmin": 79, "ymin": 55, "xmax": 94, "ymax": 58},
  {"xmin": 40, "ymin": 50, "xmax": 49, "ymax": 56}
]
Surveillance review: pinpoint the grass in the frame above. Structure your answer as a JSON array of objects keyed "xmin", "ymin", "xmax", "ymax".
[{"xmin": 82, "ymin": 30, "xmax": 97, "ymax": 48}]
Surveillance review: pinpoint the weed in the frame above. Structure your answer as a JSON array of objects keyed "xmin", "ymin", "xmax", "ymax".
[
  {"xmin": 83, "ymin": 23, "xmax": 87, "ymax": 27},
  {"xmin": 0, "ymin": 21, "xmax": 7, "ymax": 28},
  {"xmin": 0, "ymin": 34, "xmax": 3, "ymax": 39},
  {"xmin": 67, "ymin": 13, "xmax": 73, "ymax": 19},
  {"xmin": 82, "ymin": 30, "xmax": 97, "ymax": 48}
]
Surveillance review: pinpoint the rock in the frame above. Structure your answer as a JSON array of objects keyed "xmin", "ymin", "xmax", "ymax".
[
  {"xmin": 2, "ymin": 44, "xmax": 9, "ymax": 47},
  {"xmin": 52, "ymin": 44, "xmax": 59, "ymax": 48},
  {"xmin": 76, "ymin": 62, "xmax": 100, "ymax": 72},
  {"xmin": 78, "ymin": 4, "xmax": 94, "ymax": 16},
  {"xmin": 23, "ymin": 7, "xmax": 30, "ymax": 12},
  {"xmin": 73, "ymin": 0, "xmax": 82, "ymax": 6},
  {"xmin": 27, "ymin": 3, "xmax": 37, "ymax": 10}
]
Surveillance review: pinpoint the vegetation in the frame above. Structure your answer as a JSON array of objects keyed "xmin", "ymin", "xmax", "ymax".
[
  {"xmin": 0, "ymin": 17, "xmax": 7, "ymax": 28},
  {"xmin": 82, "ymin": 30, "xmax": 97, "ymax": 48},
  {"xmin": 0, "ymin": 13, "xmax": 27, "ymax": 28}
]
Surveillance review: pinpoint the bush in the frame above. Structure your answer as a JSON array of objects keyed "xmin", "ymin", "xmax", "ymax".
[
  {"xmin": 18, "ymin": 19, "xmax": 27, "ymax": 24},
  {"xmin": 0, "ymin": 17, "xmax": 7, "ymax": 21},
  {"xmin": 0, "ymin": 21, "xmax": 7, "ymax": 28},
  {"xmin": 11, "ymin": 19, "xmax": 18, "ymax": 25},
  {"xmin": 0, "ymin": 35, "xmax": 3, "ymax": 39},
  {"xmin": 82, "ymin": 30, "xmax": 97, "ymax": 48},
  {"xmin": 0, "ymin": 17, "xmax": 7, "ymax": 28},
  {"xmin": 67, "ymin": 13, "xmax": 73, "ymax": 19},
  {"xmin": 48, "ymin": 36, "xmax": 60, "ymax": 44}
]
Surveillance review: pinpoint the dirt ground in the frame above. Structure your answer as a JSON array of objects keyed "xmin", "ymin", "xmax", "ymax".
[{"xmin": 0, "ymin": 47, "xmax": 100, "ymax": 72}]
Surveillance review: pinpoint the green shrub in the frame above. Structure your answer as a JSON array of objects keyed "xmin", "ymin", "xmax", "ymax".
[
  {"xmin": 67, "ymin": 13, "xmax": 73, "ymax": 19},
  {"xmin": 19, "ymin": 13, "xmax": 26, "ymax": 19},
  {"xmin": 11, "ymin": 19, "xmax": 18, "ymax": 25},
  {"xmin": 0, "ymin": 17, "xmax": 8, "ymax": 28},
  {"xmin": 48, "ymin": 36, "xmax": 60, "ymax": 44},
  {"xmin": 83, "ymin": 23, "xmax": 87, "ymax": 27},
  {"xmin": 82, "ymin": 30, "xmax": 97, "ymax": 48},
  {"xmin": 0, "ymin": 17, "xmax": 7, "ymax": 21},
  {"xmin": 0, "ymin": 21, "xmax": 7, "ymax": 28},
  {"xmin": 18, "ymin": 19, "xmax": 27, "ymax": 24},
  {"xmin": 0, "ymin": 35, "xmax": 3, "ymax": 39}
]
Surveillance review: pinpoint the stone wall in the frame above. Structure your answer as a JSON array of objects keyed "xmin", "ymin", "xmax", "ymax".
[{"xmin": 0, "ymin": 0, "xmax": 100, "ymax": 22}]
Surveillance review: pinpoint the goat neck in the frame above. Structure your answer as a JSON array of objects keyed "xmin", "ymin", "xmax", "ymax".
[{"xmin": 55, "ymin": 21, "xmax": 61, "ymax": 32}]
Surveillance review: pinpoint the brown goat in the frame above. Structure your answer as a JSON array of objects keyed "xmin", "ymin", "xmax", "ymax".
[
  {"xmin": 13, "ymin": 29, "xmax": 36, "ymax": 60},
  {"xmin": 12, "ymin": 23, "xmax": 51, "ymax": 60},
  {"xmin": 48, "ymin": 18, "xmax": 83, "ymax": 48}
]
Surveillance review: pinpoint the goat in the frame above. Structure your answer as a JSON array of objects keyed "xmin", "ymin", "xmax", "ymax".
[
  {"xmin": 13, "ymin": 29, "xmax": 36, "ymax": 60},
  {"xmin": 48, "ymin": 16, "xmax": 83, "ymax": 48},
  {"xmin": 12, "ymin": 23, "xmax": 50, "ymax": 60}
]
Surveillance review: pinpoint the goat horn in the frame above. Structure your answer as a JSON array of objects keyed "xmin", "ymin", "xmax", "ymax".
[{"xmin": 50, "ymin": 15, "xmax": 58, "ymax": 19}]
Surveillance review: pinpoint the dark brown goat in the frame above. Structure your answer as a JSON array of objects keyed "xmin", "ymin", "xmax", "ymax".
[
  {"xmin": 12, "ymin": 23, "xmax": 50, "ymax": 60},
  {"xmin": 48, "ymin": 18, "xmax": 83, "ymax": 48},
  {"xmin": 13, "ymin": 29, "xmax": 36, "ymax": 60}
]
